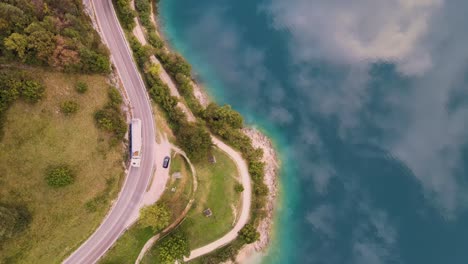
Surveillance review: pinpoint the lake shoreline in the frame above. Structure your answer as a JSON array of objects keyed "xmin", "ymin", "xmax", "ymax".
[{"xmin": 152, "ymin": 3, "xmax": 281, "ymax": 261}]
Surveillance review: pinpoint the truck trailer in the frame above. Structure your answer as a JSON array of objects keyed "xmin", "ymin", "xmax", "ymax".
[{"xmin": 129, "ymin": 119, "xmax": 142, "ymax": 167}]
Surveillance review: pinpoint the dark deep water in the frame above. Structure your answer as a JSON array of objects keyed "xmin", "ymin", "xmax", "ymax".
[{"xmin": 160, "ymin": 0, "xmax": 468, "ymax": 263}]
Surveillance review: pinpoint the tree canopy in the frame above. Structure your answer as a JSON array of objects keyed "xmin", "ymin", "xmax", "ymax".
[
  {"xmin": 139, "ymin": 203, "xmax": 171, "ymax": 232},
  {"xmin": 176, "ymin": 122, "xmax": 212, "ymax": 162},
  {"xmin": 238, "ymin": 224, "xmax": 259, "ymax": 244},
  {"xmin": 0, "ymin": 0, "xmax": 110, "ymax": 73},
  {"xmin": 204, "ymin": 103, "xmax": 243, "ymax": 137}
]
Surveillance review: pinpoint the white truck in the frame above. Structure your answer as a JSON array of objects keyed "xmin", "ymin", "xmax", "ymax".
[{"xmin": 130, "ymin": 119, "xmax": 142, "ymax": 167}]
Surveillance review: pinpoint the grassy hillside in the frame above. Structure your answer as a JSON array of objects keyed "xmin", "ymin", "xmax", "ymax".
[{"xmin": 0, "ymin": 68, "xmax": 124, "ymax": 263}]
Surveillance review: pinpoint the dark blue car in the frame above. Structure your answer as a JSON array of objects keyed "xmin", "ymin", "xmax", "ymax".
[{"xmin": 163, "ymin": 156, "xmax": 170, "ymax": 168}]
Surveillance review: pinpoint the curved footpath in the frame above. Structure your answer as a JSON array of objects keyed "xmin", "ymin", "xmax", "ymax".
[
  {"xmin": 64, "ymin": 0, "xmax": 163, "ymax": 263},
  {"xmin": 185, "ymin": 137, "xmax": 252, "ymax": 261},
  {"xmin": 135, "ymin": 146, "xmax": 198, "ymax": 264}
]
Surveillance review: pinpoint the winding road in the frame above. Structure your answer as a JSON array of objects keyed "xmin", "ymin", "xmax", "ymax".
[
  {"xmin": 65, "ymin": 0, "xmax": 253, "ymax": 262},
  {"xmin": 63, "ymin": 0, "xmax": 158, "ymax": 263}
]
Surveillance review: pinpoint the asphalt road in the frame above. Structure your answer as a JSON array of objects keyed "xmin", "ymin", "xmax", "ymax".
[{"xmin": 63, "ymin": 0, "xmax": 156, "ymax": 263}]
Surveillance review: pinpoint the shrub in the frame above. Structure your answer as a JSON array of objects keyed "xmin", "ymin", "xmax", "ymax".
[
  {"xmin": 94, "ymin": 87, "xmax": 127, "ymax": 140},
  {"xmin": 20, "ymin": 80, "xmax": 45, "ymax": 103},
  {"xmin": 114, "ymin": 0, "xmax": 136, "ymax": 30},
  {"xmin": 238, "ymin": 224, "xmax": 259, "ymax": 244},
  {"xmin": 0, "ymin": 204, "xmax": 31, "ymax": 243},
  {"xmin": 60, "ymin": 100, "xmax": 79, "ymax": 115},
  {"xmin": 234, "ymin": 183, "xmax": 244, "ymax": 193},
  {"xmin": 75, "ymin": 82, "xmax": 88, "ymax": 94},
  {"xmin": 79, "ymin": 48, "xmax": 111, "ymax": 74},
  {"xmin": 45, "ymin": 164, "xmax": 75, "ymax": 188},
  {"xmin": 148, "ymin": 32, "xmax": 164, "ymax": 49},
  {"xmin": 94, "ymin": 107, "xmax": 127, "ymax": 139},
  {"xmin": 158, "ymin": 231, "xmax": 190, "ymax": 264},
  {"xmin": 107, "ymin": 87, "xmax": 123, "ymax": 107}
]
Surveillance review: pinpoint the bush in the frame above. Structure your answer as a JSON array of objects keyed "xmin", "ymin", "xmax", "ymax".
[
  {"xmin": 114, "ymin": 0, "xmax": 136, "ymax": 30},
  {"xmin": 79, "ymin": 48, "xmax": 111, "ymax": 74},
  {"xmin": 107, "ymin": 87, "xmax": 123, "ymax": 107},
  {"xmin": 135, "ymin": 0, "xmax": 151, "ymax": 28},
  {"xmin": 75, "ymin": 82, "xmax": 88, "ymax": 94},
  {"xmin": 0, "ymin": 204, "xmax": 31, "ymax": 244},
  {"xmin": 60, "ymin": 100, "xmax": 79, "ymax": 115},
  {"xmin": 94, "ymin": 107, "xmax": 127, "ymax": 139},
  {"xmin": 94, "ymin": 87, "xmax": 127, "ymax": 140},
  {"xmin": 238, "ymin": 224, "xmax": 259, "ymax": 244},
  {"xmin": 45, "ymin": 164, "xmax": 75, "ymax": 188},
  {"xmin": 157, "ymin": 231, "xmax": 190, "ymax": 264},
  {"xmin": 234, "ymin": 183, "xmax": 244, "ymax": 193},
  {"xmin": 20, "ymin": 80, "xmax": 45, "ymax": 103},
  {"xmin": 148, "ymin": 32, "xmax": 164, "ymax": 49}
]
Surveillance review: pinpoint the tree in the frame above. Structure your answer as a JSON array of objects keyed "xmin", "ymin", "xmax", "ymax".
[
  {"xmin": 4, "ymin": 33, "xmax": 28, "ymax": 60},
  {"xmin": 45, "ymin": 164, "xmax": 75, "ymax": 188},
  {"xmin": 139, "ymin": 203, "xmax": 171, "ymax": 232},
  {"xmin": 115, "ymin": 0, "xmax": 136, "ymax": 30},
  {"xmin": 145, "ymin": 63, "xmax": 161, "ymax": 79},
  {"xmin": 27, "ymin": 30, "xmax": 56, "ymax": 63},
  {"xmin": 79, "ymin": 48, "xmax": 111, "ymax": 74},
  {"xmin": 158, "ymin": 231, "xmax": 190, "ymax": 264},
  {"xmin": 248, "ymin": 161, "xmax": 265, "ymax": 182},
  {"xmin": 238, "ymin": 224, "xmax": 259, "ymax": 244},
  {"xmin": 204, "ymin": 103, "xmax": 243, "ymax": 137},
  {"xmin": 176, "ymin": 122, "xmax": 212, "ymax": 162}
]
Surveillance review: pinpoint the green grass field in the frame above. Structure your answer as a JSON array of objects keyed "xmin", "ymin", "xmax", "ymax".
[
  {"xmin": 0, "ymin": 68, "xmax": 125, "ymax": 263},
  {"xmin": 182, "ymin": 148, "xmax": 241, "ymax": 248},
  {"xmin": 142, "ymin": 148, "xmax": 241, "ymax": 263},
  {"xmin": 100, "ymin": 153, "xmax": 193, "ymax": 264}
]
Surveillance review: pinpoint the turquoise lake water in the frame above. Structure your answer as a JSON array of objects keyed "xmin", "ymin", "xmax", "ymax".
[{"xmin": 160, "ymin": 0, "xmax": 468, "ymax": 263}]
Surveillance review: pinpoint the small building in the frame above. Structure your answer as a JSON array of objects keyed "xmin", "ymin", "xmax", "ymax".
[{"xmin": 203, "ymin": 208, "xmax": 213, "ymax": 217}]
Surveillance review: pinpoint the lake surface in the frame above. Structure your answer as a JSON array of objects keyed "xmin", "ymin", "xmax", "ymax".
[{"xmin": 160, "ymin": 0, "xmax": 468, "ymax": 263}]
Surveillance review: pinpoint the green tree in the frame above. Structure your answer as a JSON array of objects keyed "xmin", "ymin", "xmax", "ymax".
[
  {"xmin": 27, "ymin": 30, "xmax": 56, "ymax": 63},
  {"xmin": 80, "ymin": 48, "xmax": 111, "ymax": 74},
  {"xmin": 176, "ymin": 123, "xmax": 212, "ymax": 162},
  {"xmin": 114, "ymin": 0, "xmax": 136, "ymax": 30},
  {"xmin": 204, "ymin": 103, "xmax": 243, "ymax": 137},
  {"xmin": 45, "ymin": 164, "xmax": 75, "ymax": 188},
  {"xmin": 158, "ymin": 231, "xmax": 190, "ymax": 264},
  {"xmin": 4, "ymin": 33, "xmax": 28, "ymax": 60},
  {"xmin": 139, "ymin": 203, "xmax": 171, "ymax": 232},
  {"xmin": 238, "ymin": 224, "xmax": 259, "ymax": 244}
]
